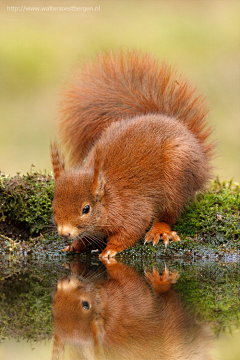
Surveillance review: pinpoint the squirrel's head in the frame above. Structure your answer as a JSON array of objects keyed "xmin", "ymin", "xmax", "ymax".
[{"xmin": 51, "ymin": 143, "xmax": 107, "ymax": 240}]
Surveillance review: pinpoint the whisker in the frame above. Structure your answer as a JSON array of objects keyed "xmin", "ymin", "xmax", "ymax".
[
  {"xmin": 83, "ymin": 233, "xmax": 106, "ymax": 250},
  {"xmin": 81, "ymin": 264, "xmax": 106, "ymax": 279}
]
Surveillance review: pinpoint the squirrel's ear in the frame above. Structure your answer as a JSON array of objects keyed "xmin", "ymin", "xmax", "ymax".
[
  {"xmin": 50, "ymin": 142, "xmax": 65, "ymax": 182},
  {"xmin": 92, "ymin": 154, "xmax": 105, "ymax": 199}
]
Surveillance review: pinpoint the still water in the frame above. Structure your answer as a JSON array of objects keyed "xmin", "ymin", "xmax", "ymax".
[{"xmin": 0, "ymin": 255, "xmax": 239, "ymax": 360}]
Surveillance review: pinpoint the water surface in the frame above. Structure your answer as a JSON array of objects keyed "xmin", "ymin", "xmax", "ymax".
[{"xmin": 0, "ymin": 255, "xmax": 239, "ymax": 360}]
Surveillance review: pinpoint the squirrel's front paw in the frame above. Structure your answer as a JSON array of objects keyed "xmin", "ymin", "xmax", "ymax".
[
  {"xmin": 62, "ymin": 244, "xmax": 77, "ymax": 252},
  {"xmin": 99, "ymin": 234, "xmax": 132, "ymax": 258},
  {"xmin": 145, "ymin": 222, "xmax": 180, "ymax": 246},
  {"xmin": 62, "ymin": 239, "xmax": 87, "ymax": 253},
  {"xmin": 99, "ymin": 247, "xmax": 118, "ymax": 259}
]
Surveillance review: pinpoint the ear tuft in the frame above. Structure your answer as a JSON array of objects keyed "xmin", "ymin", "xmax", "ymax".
[
  {"xmin": 50, "ymin": 142, "xmax": 65, "ymax": 181},
  {"xmin": 94, "ymin": 172, "xmax": 106, "ymax": 200},
  {"xmin": 92, "ymin": 151, "xmax": 105, "ymax": 199}
]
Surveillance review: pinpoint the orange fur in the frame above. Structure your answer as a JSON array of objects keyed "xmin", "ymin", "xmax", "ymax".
[
  {"xmin": 58, "ymin": 50, "xmax": 213, "ymax": 167},
  {"xmin": 51, "ymin": 50, "xmax": 215, "ymax": 257}
]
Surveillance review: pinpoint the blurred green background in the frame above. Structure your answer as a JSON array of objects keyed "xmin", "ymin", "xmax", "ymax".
[{"xmin": 0, "ymin": 0, "xmax": 239, "ymax": 181}]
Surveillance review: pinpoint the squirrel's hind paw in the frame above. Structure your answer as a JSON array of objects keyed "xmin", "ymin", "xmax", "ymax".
[{"xmin": 145, "ymin": 222, "xmax": 180, "ymax": 247}]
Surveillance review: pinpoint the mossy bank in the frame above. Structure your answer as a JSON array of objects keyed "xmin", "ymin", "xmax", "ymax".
[{"xmin": 0, "ymin": 171, "xmax": 239, "ymax": 259}]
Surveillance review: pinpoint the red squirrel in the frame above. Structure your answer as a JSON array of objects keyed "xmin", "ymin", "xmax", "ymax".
[{"xmin": 51, "ymin": 50, "xmax": 214, "ymax": 258}]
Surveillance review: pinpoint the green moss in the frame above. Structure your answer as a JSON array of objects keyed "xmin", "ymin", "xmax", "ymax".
[
  {"xmin": 175, "ymin": 178, "xmax": 240, "ymax": 242},
  {"xmin": 0, "ymin": 170, "xmax": 54, "ymax": 237},
  {"xmin": 0, "ymin": 171, "xmax": 239, "ymax": 258}
]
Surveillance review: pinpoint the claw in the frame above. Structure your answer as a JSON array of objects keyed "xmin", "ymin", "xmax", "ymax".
[
  {"xmin": 163, "ymin": 233, "xmax": 169, "ymax": 246},
  {"xmin": 152, "ymin": 234, "xmax": 160, "ymax": 245},
  {"xmin": 171, "ymin": 231, "xmax": 180, "ymax": 242}
]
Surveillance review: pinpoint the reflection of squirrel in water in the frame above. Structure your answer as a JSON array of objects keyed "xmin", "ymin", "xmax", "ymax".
[
  {"xmin": 51, "ymin": 50, "xmax": 214, "ymax": 258},
  {"xmin": 51, "ymin": 261, "xmax": 211, "ymax": 360}
]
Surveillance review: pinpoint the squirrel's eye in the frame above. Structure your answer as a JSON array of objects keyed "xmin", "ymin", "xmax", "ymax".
[
  {"xmin": 82, "ymin": 300, "xmax": 90, "ymax": 310},
  {"xmin": 82, "ymin": 205, "xmax": 90, "ymax": 215}
]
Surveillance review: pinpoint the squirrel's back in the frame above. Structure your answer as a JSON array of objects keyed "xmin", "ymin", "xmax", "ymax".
[{"xmin": 58, "ymin": 50, "xmax": 213, "ymax": 167}]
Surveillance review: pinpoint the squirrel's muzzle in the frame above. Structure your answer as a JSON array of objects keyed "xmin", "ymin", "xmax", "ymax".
[{"xmin": 58, "ymin": 225, "xmax": 79, "ymax": 239}]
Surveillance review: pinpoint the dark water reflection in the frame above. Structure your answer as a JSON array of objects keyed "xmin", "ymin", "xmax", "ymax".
[{"xmin": 0, "ymin": 256, "xmax": 239, "ymax": 360}]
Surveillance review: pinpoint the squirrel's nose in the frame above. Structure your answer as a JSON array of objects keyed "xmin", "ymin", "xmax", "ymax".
[{"xmin": 58, "ymin": 225, "xmax": 73, "ymax": 238}]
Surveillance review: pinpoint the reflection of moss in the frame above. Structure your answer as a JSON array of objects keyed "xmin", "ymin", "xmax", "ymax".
[
  {"xmin": 0, "ymin": 267, "xmax": 56, "ymax": 342},
  {"xmin": 0, "ymin": 260, "xmax": 78, "ymax": 342},
  {"xmin": 173, "ymin": 262, "xmax": 240, "ymax": 335}
]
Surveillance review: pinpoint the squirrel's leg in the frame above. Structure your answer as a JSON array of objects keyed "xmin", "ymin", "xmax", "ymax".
[
  {"xmin": 145, "ymin": 222, "xmax": 180, "ymax": 247},
  {"xmin": 99, "ymin": 234, "xmax": 139, "ymax": 259}
]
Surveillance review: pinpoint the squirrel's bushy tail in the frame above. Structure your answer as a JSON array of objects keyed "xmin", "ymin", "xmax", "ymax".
[{"xmin": 58, "ymin": 50, "xmax": 214, "ymax": 166}]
